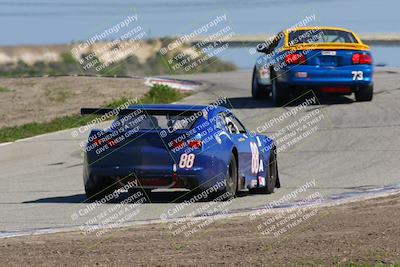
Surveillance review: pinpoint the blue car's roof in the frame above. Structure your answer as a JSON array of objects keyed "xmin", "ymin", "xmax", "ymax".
[{"xmin": 127, "ymin": 104, "xmax": 228, "ymax": 113}]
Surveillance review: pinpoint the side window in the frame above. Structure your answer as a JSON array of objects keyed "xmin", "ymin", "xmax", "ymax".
[
  {"xmin": 276, "ymin": 35, "xmax": 285, "ymax": 50},
  {"xmin": 215, "ymin": 113, "xmax": 225, "ymax": 130},
  {"xmin": 266, "ymin": 32, "xmax": 282, "ymax": 54},
  {"xmin": 224, "ymin": 113, "xmax": 246, "ymax": 134}
]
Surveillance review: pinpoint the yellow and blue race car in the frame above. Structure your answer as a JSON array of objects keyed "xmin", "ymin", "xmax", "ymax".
[{"xmin": 252, "ymin": 26, "xmax": 373, "ymax": 105}]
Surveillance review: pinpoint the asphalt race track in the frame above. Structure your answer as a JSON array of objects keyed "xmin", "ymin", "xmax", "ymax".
[{"xmin": 1, "ymin": 68, "xmax": 400, "ymax": 236}]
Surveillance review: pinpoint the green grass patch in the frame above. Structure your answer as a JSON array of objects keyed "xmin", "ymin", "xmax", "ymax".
[
  {"xmin": 0, "ymin": 86, "xmax": 12, "ymax": 92},
  {"xmin": 0, "ymin": 85, "xmax": 189, "ymax": 142},
  {"xmin": 0, "ymin": 115, "xmax": 95, "ymax": 142},
  {"xmin": 140, "ymin": 84, "xmax": 190, "ymax": 104},
  {"xmin": 45, "ymin": 89, "xmax": 75, "ymax": 102}
]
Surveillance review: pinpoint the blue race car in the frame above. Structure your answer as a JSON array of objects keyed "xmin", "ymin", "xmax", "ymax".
[
  {"xmin": 81, "ymin": 104, "xmax": 280, "ymax": 200},
  {"xmin": 252, "ymin": 26, "xmax": 373, "ymax": 106}
]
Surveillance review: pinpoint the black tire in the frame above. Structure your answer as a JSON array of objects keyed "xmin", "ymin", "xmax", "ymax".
[
  {"xmin": 259, "ymin": 151, "xmax": 278, "ymax": 194},
  {"xmin": 251, "ymin": 67, "xmax": 270, "ymax": 99},
  {"xmin": 85, "ymin": 181, "xmax": 116, "ymax": 201},
  {"xmin": 355, "ymin": 85, "xmax": 373, "ymax": 102},
  {"xmin": 271, "ymin": 72, "xmax": 290, "ymax": 106},
  {"xmin": 224, "ymin": 153, "xmax": 238, "ymax": 198}
]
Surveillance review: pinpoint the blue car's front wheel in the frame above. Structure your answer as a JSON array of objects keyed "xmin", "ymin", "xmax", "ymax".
[
  {"xmin": 251, "ymin": 151, "xmax": 278, "ymax": 194},
  {"xmin": 251, "ymin": 67, "xmax": 270, "ymax": 99},
  {"xmin": 271, "ymin": 73, "xmax": 290, "ymax": 106},
  {"xmin": 264, "ymin": 152, "xmax": 278, "ymax": 194}
]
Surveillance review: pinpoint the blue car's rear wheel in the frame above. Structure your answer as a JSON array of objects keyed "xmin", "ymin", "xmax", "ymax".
[
  {"xmin": 224, "ymin": 153, "xmax": 238, "ymax": 198},
  {"xmin": 85, "ymin": 180, "xmax": 116, "ymax": 201},
  {"xmin": 355, "ymin": 85, "xmax": 373, "ymax": 102}
]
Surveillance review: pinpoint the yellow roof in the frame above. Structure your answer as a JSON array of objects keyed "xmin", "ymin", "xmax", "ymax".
[{"xmin": 286, "ymin": 26, "xmax": 354, "ymax": 33}]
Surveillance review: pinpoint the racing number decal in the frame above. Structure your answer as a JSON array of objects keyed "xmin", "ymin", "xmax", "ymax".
[
  {"xmin": 179, "ymin": 153, "xmax": 195, "ymax": 168},
  {"xmin": 250, "ymin": 142, "xmax": 259, "ymax": 174},
  {"xmin": 352, "ymin": 71, "xmax": 363, "ymax": 80}
]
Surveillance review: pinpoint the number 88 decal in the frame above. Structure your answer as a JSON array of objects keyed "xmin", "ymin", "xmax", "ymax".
[
  {"xmin": 179, "ymin": 153, "xmax": 195, "ymax": 168},
  {"xmin": 250, "ymin": 142, "xmax": 259, "ymax": 174}
]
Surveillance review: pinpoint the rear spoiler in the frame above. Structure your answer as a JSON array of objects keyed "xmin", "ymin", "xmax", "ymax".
[
  {"xmin": 80, "ymin": 108, "xmax": 201, "ymax": 116},
  {"xmin": 283, "ymin": 43, "xmax": 370, "ymax": 51}
]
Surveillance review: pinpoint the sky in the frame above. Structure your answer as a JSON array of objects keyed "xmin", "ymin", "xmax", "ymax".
[{"xmin": 1, "ymin": 0, "xmax": 399, "ymax": 45}]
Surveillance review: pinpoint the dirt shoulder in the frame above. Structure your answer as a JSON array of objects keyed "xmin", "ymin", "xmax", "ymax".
[
  {"xmin": 0, "ymin": 194, "xmax": 399, "ymax": 266},
  {"xmin": 0, "ymin": 76, "xmax": 148, "ymax": 128}
]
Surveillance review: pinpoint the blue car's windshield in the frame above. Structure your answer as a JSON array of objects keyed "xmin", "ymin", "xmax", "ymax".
[{"xmin": 289, "ymin": 29, "xmax": 358, "ymax": 45}]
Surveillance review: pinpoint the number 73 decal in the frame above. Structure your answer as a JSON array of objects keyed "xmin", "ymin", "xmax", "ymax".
[{"xmin": 352, "ymin": 71, "xmax": 363, "ymax": 80}]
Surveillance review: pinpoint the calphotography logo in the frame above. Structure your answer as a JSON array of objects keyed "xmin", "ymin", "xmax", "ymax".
[
  {"xmin": 250, "ymin": 14, "xmax": 317, "ymax": 55},
  {"xmin": 71, "ymin": 13, "xmax": 148, "ymax": 74},
  {"xmin": 73, "ymin": 97, "xmax": 139, "ymax": 140},
  {"xmin": 249, "ymin": 180, "xmax": 324, "ymax": 237},
  {"xmin": 254, "ymin": 95, "xmax": 329, "ymax": 154},
  {"xmin": 160, "ymin": 178, "xmax": 235, "ymax": 238},
  {"xmin": 71, "ymin": 182, "xmax": 146, "ymax": 237},
  {"xmin": 159, "ymin": 14, "xmax": 235, "ymax": 73}
]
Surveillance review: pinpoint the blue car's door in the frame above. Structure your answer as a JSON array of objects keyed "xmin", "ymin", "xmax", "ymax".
[{"xmin": 222, "ymin": 112, "xmax": 259, "ymax": 183}]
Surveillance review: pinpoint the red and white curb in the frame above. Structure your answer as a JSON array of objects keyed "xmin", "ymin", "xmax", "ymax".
[{"xmin": 144, "ymin": 77, "xmax": 202, "ymax": 92}]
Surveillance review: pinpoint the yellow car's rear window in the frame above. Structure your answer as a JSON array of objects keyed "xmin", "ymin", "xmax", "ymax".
[{"xmin": 289, "ymin": 29, "xmax": 358, "ymax": 45}]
